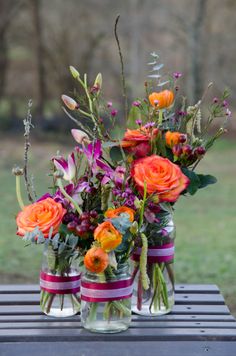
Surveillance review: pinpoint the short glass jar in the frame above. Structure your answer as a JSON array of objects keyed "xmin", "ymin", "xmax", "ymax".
[
  {"xmin": 40, "ymin": 244, "xmax": 81, "ymax": 317},
  {"xmin": 81, "ymin": 263, "xmax": 133, "ymax": 333}
]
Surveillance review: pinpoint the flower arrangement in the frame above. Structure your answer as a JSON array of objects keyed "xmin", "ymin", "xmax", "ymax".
[{"xmin": 13, "ymin": 19, "xmax": 231, "ymax": 331}]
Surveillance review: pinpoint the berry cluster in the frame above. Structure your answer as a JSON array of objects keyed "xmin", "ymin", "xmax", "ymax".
[
  {"xmin": 172, "ymin": 144, "xmax": 206, "ymax": 165},
  {"xmin": 63, "ymin": 211, "xmax": 98, "ymax": 238}
]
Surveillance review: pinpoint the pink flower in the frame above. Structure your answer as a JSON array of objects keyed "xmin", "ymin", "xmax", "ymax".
[
  {"xmin": 53, "ymin": 152, "xmax": 76, "ymax": 181},
  {"xmin": 71, "ymin": 129, "xmax": 90, "ymax": 145},
  {"xmin": 61, "ymin": 95, "xmax": 79, "ymax": 110}
]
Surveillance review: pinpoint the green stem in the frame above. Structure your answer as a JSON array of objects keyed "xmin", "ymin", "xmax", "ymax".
[
  {"xmin": 88, "ymin": 302, "xmax": 98, "ymax": 322},
  {"xmin": 16, "ymin": 176, "xmax": 25, "ymax": 209},
  {"xmin": 158, "ymin": 109, "xmax": 163, "ymax": 126},
  {"xmin": 57, "ymin": 178, "xmax": 82, "ymax": 215}
]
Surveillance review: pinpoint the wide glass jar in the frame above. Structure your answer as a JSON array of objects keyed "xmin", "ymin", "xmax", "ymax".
[
  {"xmin": 81, "ymin": 263, "xmax": 133, "ymax": 333},
  {"xmin": 132, "ymin": 211, "xmax": 175, "ymax": 316},
  {"xmin": 40, "ymin": 244, "xmax": 81, "ymax": 317}
]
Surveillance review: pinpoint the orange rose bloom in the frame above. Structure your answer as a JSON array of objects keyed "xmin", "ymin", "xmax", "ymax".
[
  {"xmin": 94, "ymin": 221, "xmax": 122, "ymax": 252},
  {"xmin": 131, "ymin": 155, "xmax": 190, "ymax": 202},
  {"xmin": 16, "ymin": 198, "xmax": 66, "ymax": 238},
  {"xmin": 149, "ymin": 90, "xmax": 174, "ymax": 109},
  {"xmin": 105, "ymin": 206, "xmax": 135, "ymax": 222},
  {"xmin": 121, "ymin": 127, "xmax": 159, "ymax": 158},
  {"xmin": 165, "ymin": 131, "xmax": 183, "ymax": 147},
  {"xmin": 84, "ymin": 247, "xmax": 109, "ymax": 273}
]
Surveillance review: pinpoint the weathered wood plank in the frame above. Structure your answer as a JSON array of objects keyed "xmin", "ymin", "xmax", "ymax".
[
  {"xmin": 0, "ymin": 327, "xmax": 236, "ymax": 342},
  {"xmin": 0, "ymin": 304, "xmax": 230, "ymax": 316},
  {"xmin": 0, "ymin": 284, "xmax": 220, "ymax": 294},
  {"xmin": 0, "ymin": 313, "xmax": 234, "ymax": 323},
  {"xmin": 1, "ymin": 341, "xmax": 236, "ymax": 356},
  {"xmin": 0, "ymin": 321, "xmax": 236, "ymax": 330},
  {"xmin": 0, "ymin": 292, "xmax": 225, "ymax": 306}
]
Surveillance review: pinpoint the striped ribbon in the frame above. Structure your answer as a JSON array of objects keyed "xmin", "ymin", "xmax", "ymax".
[
  {"xmin": 40, "ymin": 271, "xmax": 81, "ymax": 294},
  {"xmin": 81, "ymin": 278, "xmax": 133, "ymax": 302},
  {"xmin": 132, "ymin": 242, "xmax": 175, "ymax": 264}
]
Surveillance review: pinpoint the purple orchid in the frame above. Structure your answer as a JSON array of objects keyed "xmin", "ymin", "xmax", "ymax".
[
  {"xmin": 53, "ymin": 152, "xmax": 76, "ymax": 181},
  {"xmin": 83, "ymin": 140, "xmax": 114, "ymax": 183},
  {"xmin": 54, "ymin": 183, "xmax": 83, "ymax": 208}
]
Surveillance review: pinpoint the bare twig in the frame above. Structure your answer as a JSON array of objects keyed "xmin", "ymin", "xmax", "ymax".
[
  {"xmin": 114, "ymin": 15, "xmax": 128, "ymax": 121},
  {"xmin": 23, "ymin": 99, "xmax": 34, "ymax": 203}
]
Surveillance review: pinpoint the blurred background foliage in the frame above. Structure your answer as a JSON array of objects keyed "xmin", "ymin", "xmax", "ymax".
[{"xmin": 0, "ymin": 0, "xmax": 235, "ymax": 313}]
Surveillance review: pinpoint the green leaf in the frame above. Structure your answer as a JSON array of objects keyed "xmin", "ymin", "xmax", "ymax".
[
  {"xmin": 182, "ymin": 167, "xmax": 200, "ymax": 195},
  {"xmin": 110, "ymin": 146, "xmax": 123, "ymax": 163},
  {"xmin": 127, "ymin": 106, "xmax": 141, "ymax": 128},
  {"xmin": 197, "ymin": 174, "xmax": 217, "ymax": 189}
]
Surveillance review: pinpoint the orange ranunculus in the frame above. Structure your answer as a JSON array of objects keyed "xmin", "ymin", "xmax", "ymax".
[
  {"xmin": 165, "ymin": 131, "xmax": 185, "ymax": 148},
  {"xmin": 105, "ymin": 206, "xmax": 135, "ymax": 222},
  {"xmin": 131, "ymin": 155, "xmax": 190, "ymax": 203},
  {"xmin": 121, "ymin": 127, "xmax": 159, "ymax": 158},
  {"xmin": 149, "ymin": 90, "xmax": 174, "ymax": 109},
  {"xmin": 16, "ymin": 198, "xmax": 66, "ymax": 238},
  {"xmin": 94, "ymin": 221, "xmax": 122, "ymax": 252},
  {"xmin": 84, "ymin": 247, "xmax": 109, "ymax": 273}
]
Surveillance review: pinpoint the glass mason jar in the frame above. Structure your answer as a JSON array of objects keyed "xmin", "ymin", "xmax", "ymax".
[
  {"xmin": 81, "ymin": 263, "xmax": 133, "ymax": 333},
  {"xmin": 132, "ymin": 211, "xmax": 175, "ymax": 316},
  {"xmin": 40, "ymin": 244, "xmax": 81, "ymax": 317}
]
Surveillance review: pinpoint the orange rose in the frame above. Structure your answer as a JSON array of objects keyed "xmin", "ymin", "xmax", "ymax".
[
  {"xmin": 121, "ymin": 127, "xmax": 158, "ymax": 158},
  {"xmin": 131, "ymin": 155, "xmax": 189, "ymax": 202},
  {"xmin": 94, "ymin": 221, "xmax": 122, "ymax": 252},
  {"xmin": 165, "ymin": 131, "xmax": 186, "ymax": 148},
  {"xmin": 84, "ymin": 247, "xmax": 109, "ymax": 273},
  {"xmin": 149, "ymin": 90, "xmax": 174, "ymax": 109},
  {"xmin": 105, "ymin": 206, "xmax": 135, "ymax": 222},
  {"xmin": 16, "ymin": 198, "xmax": 66, "ymax": 238}
]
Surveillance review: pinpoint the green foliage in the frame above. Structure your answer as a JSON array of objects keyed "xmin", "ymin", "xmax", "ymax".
[{"xmin": 182, "ymin": 167, "xmax": 217, "ymax": 196}]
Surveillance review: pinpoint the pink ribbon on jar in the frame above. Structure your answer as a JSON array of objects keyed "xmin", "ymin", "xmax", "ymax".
[
  {"xmin": 81, "ymin": 278, "xmax": 133, "ymax": 303},
  {"xmin": 132, "ymin": 242, "xmax": 175, "ymax": 264},
  {"xmin": 40, "ymin": 271, "xmax": 81, "ymax": 294}
]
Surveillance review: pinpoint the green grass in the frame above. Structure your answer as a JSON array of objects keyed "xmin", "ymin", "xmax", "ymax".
[{"xmin": 0, "ymin": 137, "xmax": 235, "ymax": 314}]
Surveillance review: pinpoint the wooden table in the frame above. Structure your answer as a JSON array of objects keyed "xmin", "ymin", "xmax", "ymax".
[{"xmin": 0, "ymin": 284, "xmax": 236, "ymax": 355}]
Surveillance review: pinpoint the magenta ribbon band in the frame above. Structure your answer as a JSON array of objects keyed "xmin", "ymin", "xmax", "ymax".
[
  {"xmin": 132, "ymin": 242, "xmax": 175, "ymax": 264},
  {"xmin": 40, "ymin": 271, "xmax": 81, "ymax": 294},
  {"xmin": 81, "ymin": 278, "xmax": 133, "ymax": 302}
]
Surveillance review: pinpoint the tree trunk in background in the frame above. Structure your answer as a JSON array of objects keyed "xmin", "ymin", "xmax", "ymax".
[
  {"xmin": 31, "ymin": 0, "xmax": 46, "ymax": 119},
  {"xmin": 128, "ymin": 0, "xmax": 143, "ymax": 100},
  {"xmin": 0, "ymin": 29, "xmax": 8, "ymax": 100},
  {"xmin": 188, "ymin": 0, "xmax": 208, "ymax": 103}
]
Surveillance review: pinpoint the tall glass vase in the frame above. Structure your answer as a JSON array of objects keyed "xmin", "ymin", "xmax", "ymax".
[
  {"xmin": 40, "ymin": 244, "xmax": 81, "ymax": 317},
  {"xmin": 132, "ymin": 211, "xmax": 175, "ymax": 316},
  {"xmin": 81, "ymin": 263, "xmax": 133, "ymax": 333}
]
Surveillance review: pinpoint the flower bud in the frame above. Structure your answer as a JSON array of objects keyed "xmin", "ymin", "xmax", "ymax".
[
  {"xmin": 69, "ymin": 66, "xmax": 80, "ymax": 79},
  {"xmin": 12, "ymin": 167, "xmax": 24, "ymax": 176},
  {"xmin": 71, "ymin": 129, "xmax": 90, "ymax": 145},
  {"xmin": 94, "ymin": 73, "xmax": 102, "ymax": 90},
  {"xmin": 172, "ymin": 144, "xmax": 182, "ymax": 157},
  {"xmin": 182, "ymin": 144, "xmax": 192, "ymax": 156},
  {"xmin": 61, "ymin": 95, "xmax": 79, "ymax": 110},
  {"xmin": 194, "ymin": 146, "xmax": 206, "ymax": 156},
  {"xmin": 134, "ymin": 198, "xmax": 141, "ymax": 209},
  {"xmin": 130, "ymin": 221, "xmax": 138, "ymax": 235},
  {"xmin": 179, "ymin": 134, "xmax": 187, "ymax": 143}
]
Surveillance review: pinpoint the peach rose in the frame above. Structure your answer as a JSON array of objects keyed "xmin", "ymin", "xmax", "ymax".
[
  {"xmin": 94, "ymin": 221, "xmax": 122, "ymax": 252},
  {"xmin": 16, "ymin": 198, "xmax": 66, "ymax": 238},
  {"xmin": 165, "ymin": 131, "xmax": 186, "ymax": 148},
  {"xmin": 105, "ymin": 206, "xmax": 135, "ymax": 222},
  {"xmin": 149, "ymin": 90, "xmax": 174, "ymax": 109},
  {"xmin": 121, "ymin": 127, "xmax": 159, "ymax": 158},
  {"xmin": 131, "ymin": 155, "xmax": 190, "ymax": 202}
]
